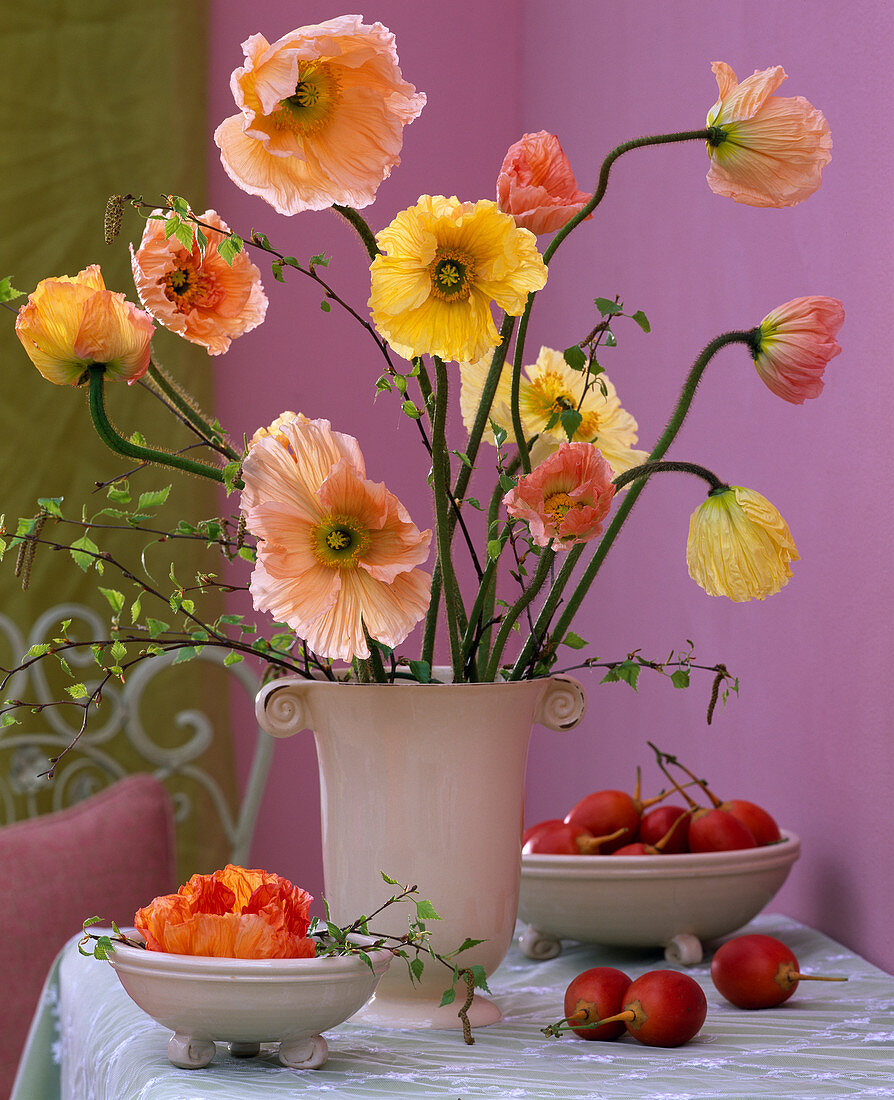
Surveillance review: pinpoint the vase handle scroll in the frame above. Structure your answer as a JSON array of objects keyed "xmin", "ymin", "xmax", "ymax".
[
  {"xmin": 255, "ymin": 679, "xmax": 313, "ymax": 739},
  {"xmin": 535, "ymin": 675, "xmax": 586, "ymax": 731}
]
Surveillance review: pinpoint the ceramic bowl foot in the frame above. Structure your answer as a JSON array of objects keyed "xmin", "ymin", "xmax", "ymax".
[
  {"xmin": 664, "ymin": 933, "xmax": 704, "ymax": 965},
  {"xmin": 228, "ymin": 1041, "xmax": 261, "ymax": 1058},
  {"xmin": 519, "ymin": 924, "xmax": 562, "ymax": 960},
  {"xmin": 279, "ymin": 1034, "xmax": 328, "ymax": 1069},
  {"xmin": 167, "ymin": 1033, "xmax": 216, "ymax": 1069}
]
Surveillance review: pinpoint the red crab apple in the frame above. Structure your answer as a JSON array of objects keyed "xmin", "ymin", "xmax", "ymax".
[
  {"xmin": 711, "ymin": 934, "xmax": 848, "ymax": 1009},
  {"xmin": 579, "ymin": 970, "xmax": 708, "ymax": 1047},
  {"xmin": 522, "ymin": 819, "xmax": 563, "ymax": 846},
  {"xmin": 638, "ymin": 805, "xmax": 690, "ymax": 852},
  {"xmin": 522, "ymin": 821, "xmax": 627, "ymax": 855},
  {"xmin": 650, "ymin": 743, "xmax": 780, "ymax": 848},
  {"xmin": 562, "ymin": 967, "xmax": 633, "ymax": 1040}
]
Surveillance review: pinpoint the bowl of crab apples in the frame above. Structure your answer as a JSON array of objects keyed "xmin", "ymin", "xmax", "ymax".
[{"xmin": 518, "ymin": 750, "xmax": 799, "ymax": 965}]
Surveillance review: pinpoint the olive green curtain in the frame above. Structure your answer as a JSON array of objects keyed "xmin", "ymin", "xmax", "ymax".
[{"xmin": 0, "ymin": 1, "xmax": 240, "ymax": 879}]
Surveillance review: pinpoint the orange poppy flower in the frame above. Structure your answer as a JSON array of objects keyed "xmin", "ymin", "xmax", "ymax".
[
  {"xmin": 135, "ymin": 865, "xmax": 316, "ymax": 959},
  {"xmin": 15, "ymin": 265, "xmax": 153, "ymax": 386},
  {"xmin": 131, "ymin": 209, "xmax": 267, "ymax": 355},
  {"xmin": 497, "ymin": 131, "xmax": 592, "ymax": 235}
]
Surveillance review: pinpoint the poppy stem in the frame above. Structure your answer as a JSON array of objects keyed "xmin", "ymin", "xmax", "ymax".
[
  {"xmin": 146, "ymin": 360, "xmax": 241, "ymax": 460},
  {"xmin": 86, "ymin": 366, "xmax": 237, "ymax": 485},
  {"xmin": 612, "ymin": 460, "xmax": 727, "ymax": 494},
  {"xmin": 430, "ymin": 356, "xmax": 467, "ymax": 680},
  {"xmin": 332, "ymin": 204, "xmax": 381, "ymax": 261},
  {"xmin": 507, "ymin": 329, "xmax": 756, "ymax": 678}
]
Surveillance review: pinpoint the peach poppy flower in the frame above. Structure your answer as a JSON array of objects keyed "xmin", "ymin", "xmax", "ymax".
[
  {"xmin": 214, "ymin": 17, "xmax": 425, "ymax": 216},
  {"xmin": 705, "ymin": 62, "xmax": 832, "ymax": 207},
  {"xmin": 497, "ymin": 131, "xmax": 592, "ymax": 235},
  {"xmin": 135, "ymin": 865, "xmax": 316, "ymax": 959},
  {"xmin": 15, "ymin": 265, "xmax": 153, "ymax": 385},
  {"xmin": 240, "ymin": 417, "xmax": 432, "ymax": 662},
  {"xmin": 130, "ymin": 210, "xmax": 267, "ymax": 355},
  {"xmin": 687, "ymin": 486, "xmax": 799, "ymax": 602},
  {"xmin": 369, "ymin": 195, "xmax": 548, "ymax": 364},
  {"xmin": 751, "ymin": 296, "xmax": 844, "ymax": 403},
  {"xmin": 503, "ymin": 442, "xmax": 616, "ymax": 548},
  {"xmin": 248, "ymin": 410, "xmax": 308, "ymax": 450}
]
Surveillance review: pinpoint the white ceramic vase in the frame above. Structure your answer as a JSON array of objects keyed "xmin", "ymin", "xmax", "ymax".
[{"xmin": 255, "ymin": 671, "xmax": 585, "ymax": 1029}]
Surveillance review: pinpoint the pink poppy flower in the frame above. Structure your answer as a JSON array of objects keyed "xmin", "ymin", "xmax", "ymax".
[
  {"xmin": 503, "ymin": 442, "xmax": 616, "ymax": 548},
  {"xmin": 241, "ymin": 417, "xmax": 431, "ymax": 662},
  {"xmin": 497, "ymin": 131, "xmax": 592, "ymax": 235},
  {"xmin": 751, "ymin": 296, "xmax": 844, "ymax": 402},
  {"xmin": 15, "ymin": 265, "xmax": 153, "ymax": 385},
  {"xmin": 135, "ymin": 865, "xmax": 316, "ymax": 959},
  {"xmin": 214, "ymin": 17, "xmax": 425, "ymax": 216},
  {"xmin": 130, "ymin": 209, "xmax": 267, "ymax": 355},
  {"xmin": 705, "ymin": 62, "xmax": 832, "ymax": 207}
]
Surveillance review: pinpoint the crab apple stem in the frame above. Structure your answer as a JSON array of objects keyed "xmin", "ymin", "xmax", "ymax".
[
  {"xmin": 792, "ymin": 973, "xmax": 849, "ymax": 983},
  {"xmin": 588, "ymin": 1009, "xmax": 636, "ymax": 1029},
  {"xmin": 577, "ymin": 826, "xmax": 629, "ymax": 854}
]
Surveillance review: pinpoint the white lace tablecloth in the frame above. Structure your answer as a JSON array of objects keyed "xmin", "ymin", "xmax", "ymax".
[{"xmin": 13, "ymin": 914, "xmax": 894, "ymax": 1099}]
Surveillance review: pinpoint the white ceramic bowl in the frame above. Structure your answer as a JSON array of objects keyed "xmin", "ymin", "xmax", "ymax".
[
  {"xmin": 108, "ymin": 935, "xmax": 392, "ymax": 1069},
  {"xmin": 518, "ymin": 831, "xmax": 800, "ymax": 965}
]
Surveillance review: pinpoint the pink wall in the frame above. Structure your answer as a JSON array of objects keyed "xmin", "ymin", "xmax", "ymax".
[{"xmin": 208, "ymin": 2, "xmax": 894, "ymax": 971}]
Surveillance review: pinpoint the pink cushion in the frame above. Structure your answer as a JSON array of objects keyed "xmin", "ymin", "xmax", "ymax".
[{"xmin": 0, "ymin": 774, "xmax": 176, "ymax": 1098}]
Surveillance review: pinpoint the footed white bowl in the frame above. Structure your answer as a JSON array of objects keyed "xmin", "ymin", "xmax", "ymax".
[
  {"xmin": 107, "ymin": 935, "xmax": 392, "ymax": 1069},
  {"xmin": 518, "ymin": 830, "xmax": 800, "ymax": 965}
]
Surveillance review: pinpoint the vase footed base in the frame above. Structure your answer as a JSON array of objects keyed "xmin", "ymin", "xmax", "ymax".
[{"xmin": 354, "ymin": 991, "xmax": 502, "ymax": 1030}]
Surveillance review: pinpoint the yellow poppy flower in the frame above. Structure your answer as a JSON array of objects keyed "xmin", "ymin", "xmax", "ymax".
[
  {"xmin": 369, "ymin": 195, "xmax": 547, "ymax": 364},
  {"xmin": 687, "ymin": 485, "xmax": 799, "ymax": 601},
  {"xmin": 459, "ymin": 345, "xmax": 647, "ymax": 474}
]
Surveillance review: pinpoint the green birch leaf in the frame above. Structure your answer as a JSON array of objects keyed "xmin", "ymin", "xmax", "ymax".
[
  {"xmin": 409, "ymin": 957, "xmax": 425, "ymax": 982},
  {"xmin": 223, "ymin": 652, "xmax": 243, "ymax": 666},
  {"xmin": 631, "ymin": 309, "xmax": 651, "ymax": 333},
  {"xmin": 562, "ymin": 632, "xmax": 588, "ymax": 650},
  {"xmin": 439, "ymin": 986, "xmax": 457, "ymax": 1007},
  {"xmin": 563, "ymin": 345, "xmax": 587, "ymax": 371},
  {"xmin": 415, "ymin": 899, "xmax": 441, "ymax": 922},
  {"xmin": 27, "ymin": 643, "xmax": 51, "ymax": 657},
  {"xmin": 37, "ymin": 497, "xmax": 64, "ymax": 518},
  {"xmin": 66, "ymin": 683, "xmax": 89, "ymax": 699},
  {"xmin": 146, "ymin": 618, "xmax": 169, "ymax": 638},
  {"xmin": 137, "ymin": 486, "xmax": 171, "ymax": 511},
  {"xmin": 670, "ymin": 668, "xmax": 690, "ymax": 689},
  {"xmin": 0, "ymin": 276, "xmax": 24, "ymax": 302},
  {"xmin": 98, "ymin": 588, "xmax": 125, "ymax": 616},
  {"xmin": 130, "ymin": 596, "xmax": 142, "ymax": 624},
  {"xmin": 560, "ymin": 408, "xmax": 583, "ymax": 441},
  {"xmin": 174, "ymin": 220, "xmax": 195, "ymax": 252},
  {"xmin": 467, "ymin": 964, "xmax": 491, "ymax": 992},
  {"xmin": 70, "ymin": 535, "xmax": 100, "ymax": 572},
  {"xmin": 594, "ymin": 297, "xmax": 622, "ymax": 316}
]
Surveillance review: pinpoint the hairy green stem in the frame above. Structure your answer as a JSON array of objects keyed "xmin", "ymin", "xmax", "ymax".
[
  {"xmin": 421, "ymin": 316, "xmax": 516, "ymax": 667},
  {"xmin": 507, "ymin": 328, "xmax": 757, "ymax": 678},
  {"xmin": 503, "ymin": 129, "xmax": 719, "ymax": 473},
  {"xmin": 147, "ymin": 361, "xmax": 240, "ymax": 460},
  {"xmin": 87, "ymin": 367, "xmax": 234, "ymax": 484},
  {"xmin": 613, "ymin": 459, "xmax": 727, "ymax": 494},
  {"xmin": 332, "ymin": 204, "xmax": 381, "ymax": 261},
  {"xmin": 543, "ymin": 129, "xmax": 719, "ymax": 265},
  {"xmin": 485, "ymin": 547, "xmax": 555, "ymax": 681},
  {"xmin": 430, "ymin": 357, "xmax": 465, "ymax": 680}
]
